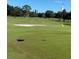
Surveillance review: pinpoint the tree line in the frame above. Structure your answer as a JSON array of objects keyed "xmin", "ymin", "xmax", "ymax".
[{"xmin": 7, "ymin": 4, "xmax": 71, "ymax": 20}]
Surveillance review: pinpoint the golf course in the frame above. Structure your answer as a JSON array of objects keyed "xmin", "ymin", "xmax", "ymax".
[{"xmin": 7, "ymin": 16, "xmax": 71, "ymax": 59}]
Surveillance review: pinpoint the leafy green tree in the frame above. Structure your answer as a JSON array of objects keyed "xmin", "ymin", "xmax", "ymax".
[
  {"xmin": 29, "ymin": 10, "xmax": 38, "ymax": 17},
  {"xmin": 62, "ymin": 9, "xmax": 67, "ymax": 21},
  {"xmin": 55, "ymin": 11, "xmax": 61, "ymax": 18},
  {"xmin": 22, "ymin": 5, "xmax": 31, "ymax": 16},
  {"xmin": 66, "ymin": 11, "xmax": 71, "ymax": 20},
  {"xmin": 7, "ymin": 4, "xmax": 71, "ymax": 20},
  {"xmin": 7, "ymin": 4, "xmax": 14, "ymax": 16},
  {"xmin": 45, "ymin": 10, "xmax": 54, "ymax": 18},
  {"xmin": 38, "ymin": 13, "xmax": 45, "ymax": 17},
  {"xmin": 13, "ymin": 6, "xmax": 24, "ymax": 16},
  {"xmin": 29, "ymin": 12, "xmax": 38, "ymax": 17}
]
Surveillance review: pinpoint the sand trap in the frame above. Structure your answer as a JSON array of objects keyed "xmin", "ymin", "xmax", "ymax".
[{"xmin": 14, "ymin": 24, "xmax": 46, "ymax": 27}]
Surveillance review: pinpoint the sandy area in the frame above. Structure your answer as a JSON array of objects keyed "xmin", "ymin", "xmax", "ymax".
[{"xmin": 14, "ymin": 24, "xmax": 46, "ymax": 27}]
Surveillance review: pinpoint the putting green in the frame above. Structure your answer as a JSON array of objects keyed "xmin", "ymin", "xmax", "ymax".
[{"xmin": 8, "ymin": 16, "xmax": 71, "ymax": 59}]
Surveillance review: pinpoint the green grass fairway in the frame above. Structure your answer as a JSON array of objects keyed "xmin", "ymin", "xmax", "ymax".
[{"xmin": 8, "ymin": 16, "xmax": 71, "ymax": 59}]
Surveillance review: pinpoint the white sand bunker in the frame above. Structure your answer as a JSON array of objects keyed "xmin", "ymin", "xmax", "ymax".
[{"xmin": 14, "ymin": 24, "xmax": 46, "ymax": 27}]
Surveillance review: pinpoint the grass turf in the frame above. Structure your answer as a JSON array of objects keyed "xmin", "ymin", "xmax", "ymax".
[{"xmin": 7, "ymin": 16, "xmax": 71, "ymax": 59}]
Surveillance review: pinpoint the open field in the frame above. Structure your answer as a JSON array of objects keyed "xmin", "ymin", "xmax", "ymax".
[{"xmin": 7, "ymin": 16, "xmax": 71, "ymax": 59}]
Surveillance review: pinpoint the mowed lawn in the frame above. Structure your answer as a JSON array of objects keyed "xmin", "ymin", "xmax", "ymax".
[{"xmin": 7, "ymin": 16, "xmax": 71, "ymax": 59}]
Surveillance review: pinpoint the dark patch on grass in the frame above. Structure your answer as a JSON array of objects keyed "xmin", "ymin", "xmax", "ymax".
[
  {"xmin": 17, "ymin": 39, "xmax": 24, "ymax": 42},
  {"xmin": 42, "ymin": 39, "xmax": 47, "ymax": 41},
  {"xmin": 64, "ymin": 23, "xmax": 71, "ymax": 26}
]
